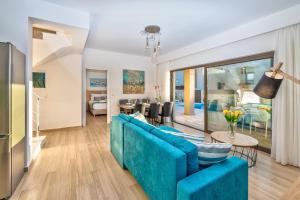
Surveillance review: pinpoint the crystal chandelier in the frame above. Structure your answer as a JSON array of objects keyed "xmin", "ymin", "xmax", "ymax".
[{"xmin": 141, "ymin": 25, "xmax": 161, "ymax": 57}]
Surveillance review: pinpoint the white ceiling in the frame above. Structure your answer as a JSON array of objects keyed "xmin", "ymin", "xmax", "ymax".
[{"xmin": 44, "ymin": 0, "xmax": 300, "ymax": 56}]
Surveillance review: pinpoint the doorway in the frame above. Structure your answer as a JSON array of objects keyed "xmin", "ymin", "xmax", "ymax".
[{"xmin": 85, "ymin": 69, "xmax": 108, "ymax": 124}]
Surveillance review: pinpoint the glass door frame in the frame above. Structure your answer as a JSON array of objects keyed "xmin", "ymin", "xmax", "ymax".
[
  {"xmin": 170, "ymin": 51, "xmax": 274, "ymax": 135},
  {"xmin": 170, "ymin": 67, "xmax": 207, "ymax": 132}
]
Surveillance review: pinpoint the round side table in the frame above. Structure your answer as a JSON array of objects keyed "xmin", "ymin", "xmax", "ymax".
[{"xmin": 211, "ymin": 131, "xmax": 258, "ymax": 168}]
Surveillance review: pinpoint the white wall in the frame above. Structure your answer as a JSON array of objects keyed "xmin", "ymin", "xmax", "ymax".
[
  {"xmin": 33, "ymin": 54, "xmax": 82, "ymax": 130},
  {"xmin": 83, "ymin": 48, "xmax": 155, "ymax": 122},
  {"xmin": 0, "ymin": 0, "xmax": 89, "ymax": 167},
  {"xmin": 157, "ymin": 4, "xmax": 300, "ymax": 64}
]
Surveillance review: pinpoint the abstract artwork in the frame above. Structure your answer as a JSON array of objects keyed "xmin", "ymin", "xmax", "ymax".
[
  {"xmin": 33, "ymin": 72, "xmax": 46, "ymax": 88},
  {"xmin": 123, "ymin": 69, "xmax": 145, "ymax": 94},
  {"xmin": 90, "ymin": 78, "xmax": 107, "ymax": 88}
]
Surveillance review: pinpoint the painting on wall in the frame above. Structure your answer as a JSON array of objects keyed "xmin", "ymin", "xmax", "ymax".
[
  {"xmin": 90, "ymin": 78, "xmax": 107, "ymax": 88},
  {"xmin": 123, "ymin": 69, "xmax": 145, "ymax": 94},
  {"xmin": 33, "ymin": 72, "xmax": 46, "ymax": 88}
]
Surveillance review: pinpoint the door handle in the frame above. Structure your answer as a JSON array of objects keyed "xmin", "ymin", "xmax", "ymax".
[{"xmin": 0, "ymin": 133, "xmax": 11, "ymax": 137}]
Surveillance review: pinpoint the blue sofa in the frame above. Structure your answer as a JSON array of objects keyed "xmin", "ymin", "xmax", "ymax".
[{"xmin": 110, "ymin": 114, "xmax": 248, "ymax": 200}]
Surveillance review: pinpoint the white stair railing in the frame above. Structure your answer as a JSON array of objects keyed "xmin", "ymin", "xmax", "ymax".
[{"xmin": 33, "ymin": 93, "xmax": 45, "ymax": 137}]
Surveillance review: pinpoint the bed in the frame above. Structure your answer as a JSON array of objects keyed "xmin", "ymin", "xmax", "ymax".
[{"xmin": 89, "ymin": 94, "xmax": 107, "ymax": 117}]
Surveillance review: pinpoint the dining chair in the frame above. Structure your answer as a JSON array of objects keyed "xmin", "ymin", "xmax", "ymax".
[
  {"xmin": 252, "ymin": 109, "xmax": 270, "ymax": 138},
  {"xmin": 119, "ymin": 99, "xmax": 128, "ymax": 105},
  {"xmin": 134, "ymin": 103, "xmax": 143, "ymax": 113},
  {"xmin": 142, "ymin": 98, "xmax": 150, "ymax": 103},
  {"xmin": 119, "ymin": 99, "xmax": 129, "ymax": 113},
  {"xmin": 159, "ymin": 102, "xmax": 174, "ymax": 124},
  {"xmin": 147, "ymin": 103, "xmax": 160, "ymax": 125}
]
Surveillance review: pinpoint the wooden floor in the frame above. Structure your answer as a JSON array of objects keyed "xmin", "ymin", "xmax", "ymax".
[{"xmin": 12, "ymin": 114, "xmax": 300, "ymax": 200}]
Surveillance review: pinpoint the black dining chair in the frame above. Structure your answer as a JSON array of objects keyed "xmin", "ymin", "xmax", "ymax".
[
  {"xmin": 119, "ymin": 99, "xmax": 128, "ymax": 105},
  {"xmin": 159, "ymin": 102, "xmax": 174, "ymax": 124},
  {"xmin": 136, "ymin": 99, "xmax": 141, "ymax": 104},
  {"xmin": 134, "ymin": 103, "xmax": 143, "ymax": 113},
  {"xmin": 119, "ymin": 99, "xmax": 129, "ymax": 113},
  {"xmin": 141, "ymin": 98, "xmax": 150, "ymax": 103},
  {"xmin": 147, "ymin": 103, "xmax": 160, "ymax": 125}
]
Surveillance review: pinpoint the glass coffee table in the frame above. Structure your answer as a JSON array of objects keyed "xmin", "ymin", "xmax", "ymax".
[{"xmin": 211, "ymin": 131, "xmax": 259, "ymax": 168}]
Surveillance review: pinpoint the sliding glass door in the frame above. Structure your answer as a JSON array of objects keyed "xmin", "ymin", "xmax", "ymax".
[
  {"xmin": 170, "ymin": 53, "xmax": 274, "ymax": 151},
  {"xmin": 171, "ymin": 67, "xmax": 205, "ymax": 130},
  {"xmin": 206, "ymin": 58, "xmax": 273, "ymax": 151}
]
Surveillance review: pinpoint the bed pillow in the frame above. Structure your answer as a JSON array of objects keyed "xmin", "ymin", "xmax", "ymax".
[
  {"xmin": 196, "ymin": 143, "xmax": 232, "ymax": 166},
  {"xmin": 94, "ymin": 96, "xmax": 102, "ymax": 101},
  {"xmin": 91, "ymin": 94, "xmax": 106, "ymax": 101}
]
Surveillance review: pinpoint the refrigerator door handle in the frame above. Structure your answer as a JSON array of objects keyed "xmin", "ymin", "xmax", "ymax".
[{"xmin": 0, "ymin": 133, "xmax": 11, "ymax": 136}]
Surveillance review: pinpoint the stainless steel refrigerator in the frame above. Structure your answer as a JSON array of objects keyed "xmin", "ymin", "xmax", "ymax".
[{"xmin": 0, "ymin": 42, "xmax": 25, "ymax": 199}]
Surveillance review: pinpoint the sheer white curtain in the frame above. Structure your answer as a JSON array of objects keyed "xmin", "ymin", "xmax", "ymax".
[{"xmin": 272, "ymin": 24, "xmax": 300, "ymax": 167}]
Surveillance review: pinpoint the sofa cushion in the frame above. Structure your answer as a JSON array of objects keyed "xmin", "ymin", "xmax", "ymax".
[
  {"xmin": 177, "ymin": 157, "xmax": 248, "ymax": 200},
  {"xmin": 130, "ymin": 117, "xmax": 156, "ymax": 132},
  {"xmin": 118, "ymin": 113, "xmax": 133, "ymax": 121},
  {"xmin": 151, "ymin": 128, "xmax": 199, "ymax": 175}
]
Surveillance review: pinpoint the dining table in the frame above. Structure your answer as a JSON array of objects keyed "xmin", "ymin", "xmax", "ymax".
[
  {"xmin": 119, "ymin": 102, "xmax": 162, "ymax": 115},
  {"xmin": 119, "ymin": 104, "xmax": 135, "ymax": 114}
]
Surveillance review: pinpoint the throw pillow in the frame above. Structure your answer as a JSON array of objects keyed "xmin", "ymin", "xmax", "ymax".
[
  {"xmin": 160, "ymin": 129, "xmax": 205, "ymax": 144},
  {"xmin": 130, "ymin": 111, "xmax": 148, "ymax": 123},
  {"xmin": 129, "ymin": 111, "xmax": 140, "ymax": 117},
  {"xmin": 197, "ymin": 143, "xmax": 232, "ymax": 166}
]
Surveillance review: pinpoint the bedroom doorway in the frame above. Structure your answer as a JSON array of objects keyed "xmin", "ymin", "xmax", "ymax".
[{"xmin": 86, "ymin": 69, "xmax": 108, "ymax": 124}]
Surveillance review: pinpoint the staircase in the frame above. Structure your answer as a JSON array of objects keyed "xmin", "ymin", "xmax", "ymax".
[
  {"xmin": 32, "ymin": 93, "xmax": 46, "ymax": 160},
  {"xmin": 32, "ymin": 29, "xmax": 72, "ymax": 68}
]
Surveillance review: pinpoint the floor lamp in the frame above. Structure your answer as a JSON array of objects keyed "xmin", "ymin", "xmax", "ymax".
[{"xmin": 254, "ymin": 62, "xmax": 300, "ymax": 99}]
